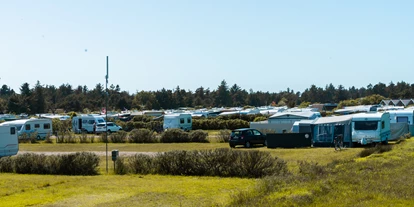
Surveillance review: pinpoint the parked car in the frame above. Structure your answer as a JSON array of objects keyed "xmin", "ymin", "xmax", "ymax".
[
  {"xmin": 96, "ymin": 122, "xmax": 122, "ymax": 133},
  {"xmin": 229, "ymin": 128, "xmax": 267, "ymax": 148}
]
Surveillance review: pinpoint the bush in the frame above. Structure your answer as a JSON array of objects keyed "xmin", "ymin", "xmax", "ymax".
[
  {"xmin": 14, "ymin": 153, "xmax": 49, "ymax": 174},
  {"xmin": 359, "ymin": 144, "xmax": 393, "ymax": 158},
  {"xmin": 297, "ymin": 161, "xmax": 329, "ymax": 179},
  {"xmin": 189, "ymin": 130, "xmax": 209, "ymax": 143},
  {"xmin": 110, "ymin": 131, "xmax": 128, "ymax": 143},
  {"xmin": 160, "ymin": 129, "xmax": 190, "ymax": 143},
  {"xmin": 79, "ymin": 132, "xmax": 89, "ymax": 143},
  {"xmin": 217, "ymin": 129, "xmax": 231, "ymax": 143},
  {"xmin": 129, "ymin": 128, "xmax": 158, "ymax": 143},
  {"xmin": 0, "ymin": 157, "xmax": 13, "ymax": 173},
  {"xmin": 114, "ymin": 157, "xmax": 129, "ymax": 175},
  {"xmin": 121, "ymin": 149, "xmax": 288, "ymax": 178},
  {"xmin": 12, "ymin": 152, "xmax": 100, "ymax": 175},
  {"xmin": 128, "ymin": 154, "xmax": 155, "ymax": 174},
  {"xmin": 44, "ymin": 132, "xmax": 53, "ymax": 143}
]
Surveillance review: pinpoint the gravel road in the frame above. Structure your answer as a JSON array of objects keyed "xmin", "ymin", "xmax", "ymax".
[{"xmin": 17, "ymin": 151, "xmax": 158, "ymax": 156}]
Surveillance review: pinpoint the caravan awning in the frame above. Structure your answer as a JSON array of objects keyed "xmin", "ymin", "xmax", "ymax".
[{"xmin": 312, "ymin": 115, "xmax": 353, "ymax": 125}]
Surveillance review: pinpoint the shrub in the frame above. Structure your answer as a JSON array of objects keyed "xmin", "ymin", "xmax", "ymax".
[
  {"xmin": 297, "ymin": 161, "xmax": 329, "ymax": 179},
  {"xmin": 79, "ymin": 132, "xmax": 89, "ymax": 143},
  {"xmin": 14, "ymin": 153, "xmax": 49, "ymax": 174},
  {"xmin": 189, "ymin": 130, "xmax": 209, "ymax": 143},
  {"xmin": 110, "ymin": 131, "xmax": 128, "ymax": 143},
  {"xmin": 128, "ymin": 154, "xmax": 155, "ymax": 174},
  {"xmin": 52, "ymin": 152, "xmax": 100, "ymax": 175},
  {"xmin": 44, "ymin": 132, "xmax": 53, "ymax": 143},
  {"xmin": 129, "ymin": 128, "xmax": 158, "ymax": 143},
  {"xmin": 217, "ymin": 130, "xmax": 231, "ymax": 143},
  {"xmin": 114, "ymin": 157, "xmax": 129, "ymax": 175},
  {"xmin": 12, "ymin": 152, "xmax": 100, "ymax": 175},
  {"xmin": 359, "ymin": 144, "xmax": 393, "ymax": 158},
  {"xmin": 0, "ymin": 157, "xmax": 13, "ymax": 173},
  {"xmin": 121, "ymin": 149, "xmax": 288, "ymax": 178},
  {"xmin": 160, "ymin": 129, "xmax": 190, "ymax": 143},
  {"xmin": 253, "ymin": 116, "xmax": 268, "ymax": 122}
]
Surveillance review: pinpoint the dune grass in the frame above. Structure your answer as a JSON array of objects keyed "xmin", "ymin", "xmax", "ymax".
[
  {"xmin": 11, "ymin": 139, "xmax": 412, "ymax": 206},
  {"xmin": 0, "ymin": 174, "xmax": 255, "ymax": 207},
  {"xmin": 227, "ymin": 139, "xmax": 414, "ymax": 206}
]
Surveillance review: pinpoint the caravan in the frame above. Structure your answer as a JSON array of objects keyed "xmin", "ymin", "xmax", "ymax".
[
  {"xmin": 351, "ymin": 112, "xmax": 391, "ymax": 145},
  {"xmin": 72, "ymin": 115, "xmax": 106, "ymax": 133},
  {"xmin": 0, "ymin": 123, "xmax": 19, "ymax": 157},
  {"xmin": 3, "ymin": 118, "xmax": 53, "ymax": 139},
  {"xmin": 163, "ymin": 114, "xmax": 192, "ymax": 131}
]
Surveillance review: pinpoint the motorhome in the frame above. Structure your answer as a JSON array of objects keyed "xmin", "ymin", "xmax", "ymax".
[
  {"xmin": 163, "ymin": 113, "xmax": 192, "ymax": 131},
  {"xmin": 3, "ymin": 118, "xmax": 53, "ymax": 139},
  {"xmin": 0, "ymin": 123, "xmax": 19, "ymax": 157},
  {"xmin": 72, "ymin": 115, "xmax": 106, "ymax": 133},
  {"xmin": 351, "ymin": 112, "xmax": 390, "ymax": 145}
]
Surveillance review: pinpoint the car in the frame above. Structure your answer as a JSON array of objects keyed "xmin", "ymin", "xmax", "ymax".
[
  {"xmin": 96, "ymin": 122, "xmax": 122, "ymax": 133},
  {"xmin": 229, "ymin": 128, "xmax": 267, "ymax": 148}
]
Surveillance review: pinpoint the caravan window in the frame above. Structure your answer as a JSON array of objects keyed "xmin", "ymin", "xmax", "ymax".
[
  {"xmin": 187, "ymin": 118, "xmax": 191, "ymax": 123},
  {"xmin": 10, "ymin": 127, "xmax": 15, "ymax": 135},
  {"xmin": 44, "ymin": 123, "xmax": 51, "ymax": 129},
  {"xmin": 82, "ymin": 120, "xmax": 88, "ymax": 124},
  {"xmin": 88, "ymin": 120, "xmax": 95, "ymax": 124},
  {"xmin": 35, "ymin": 124, "xmax": 40, "ymax": 128},
  {"xmin": 97, "ymin": 119, "xmax": 105, "ymax": 123},
  {"xmin": 354, "ymin": 121, "xmax": 378, "ymax": 130},
  {"xmin": 25, "ymin": 124, "xmax": 31, "ymax": 130},
  {"xmin": 397, "ymin": 117, "xmax": 409, "ymax": 123},
  {"xmin": 180, "ymin": 118, "xmax": 184, "ymax": 124}
]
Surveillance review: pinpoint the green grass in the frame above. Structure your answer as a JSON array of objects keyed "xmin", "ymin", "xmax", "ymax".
[{"xmin": 0, "ymin": 174, "xmax": 255, "ymax": 207}]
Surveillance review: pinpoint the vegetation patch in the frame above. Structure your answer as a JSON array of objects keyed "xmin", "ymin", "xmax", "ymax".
[{"xmin": 115, "ymin": 148, "xmax": 287, "ymax": 178}]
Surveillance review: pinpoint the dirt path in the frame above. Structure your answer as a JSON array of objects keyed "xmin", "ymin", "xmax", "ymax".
[{"xmin": 17, "ymin": 151, "xmax": 158, "ymax": 156}]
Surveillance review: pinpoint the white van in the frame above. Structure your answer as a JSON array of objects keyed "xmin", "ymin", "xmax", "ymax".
[
  {"xmin": 0, "ymin": 123, "xmax": 19, "ymax": 157},
  {"xmin": 3, "ymin": 118, "xmax": 53, "ymax": 140},
  {"xmin": 352, "ymin": 112, "xmax": 391, "ymax": 145},
  {"xmin": 163, "ymin": 114, "xmax": 192, "ymax": 131},
  {"xmin": 72, "ymin": 115, "xmax": 106, "ymax": 133}
]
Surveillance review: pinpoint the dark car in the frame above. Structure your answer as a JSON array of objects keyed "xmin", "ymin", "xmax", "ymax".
[{"xmin": 229, "ymin": 128, "xmax": 267, "ymax": 148}]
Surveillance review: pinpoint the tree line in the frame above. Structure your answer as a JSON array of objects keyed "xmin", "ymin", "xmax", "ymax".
[{"xmin": 1, "ymin": 80, "xmax": 414, "ymax": 115}]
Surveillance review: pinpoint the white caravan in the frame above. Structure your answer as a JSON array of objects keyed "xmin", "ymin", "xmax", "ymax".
[
  {"xmin": 3, "ymin": 118, "xmax": 53, "ymax": 140},
  {"xmin": 72, "ymin": 115, "xmax": 106, "ymax": 133},
  {"xmin": 351, "ymin": 112, "xmax": 391, "ymax": 145},
  {"xmin": 0, "ymin": 123, "xmax": 19, "ymax": 157},
  {"xmin": 163, "ymin": 114, "xmax": 192, "ymax": 131}
]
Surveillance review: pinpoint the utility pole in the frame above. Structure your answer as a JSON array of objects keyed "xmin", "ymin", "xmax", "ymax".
[{"xmin": 105, "ymin": 56, "xmax": 109, "ymax": 173}]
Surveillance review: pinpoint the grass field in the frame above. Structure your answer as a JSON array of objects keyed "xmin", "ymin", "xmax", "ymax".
[{"xmin": 4, "ymin": 139, "xmax": 411, "ymax": 206}]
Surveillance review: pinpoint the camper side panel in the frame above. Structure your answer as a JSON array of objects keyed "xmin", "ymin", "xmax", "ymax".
[{"xmin": 0, "ymin": 126, "xmax": 19, "ymax": 157}]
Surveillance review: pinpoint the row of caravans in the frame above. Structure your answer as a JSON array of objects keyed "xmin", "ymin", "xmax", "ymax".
[
  {"xmin": 266, "ymin": 111, "xmax": 394, "ymax": 146},
  {"xmin": 298, "ymin": 110, "xmax": 414, "ymax": 146},
  {"xmin": 1, "ymin": 118, "xmax": 53, "ymax": 140}
]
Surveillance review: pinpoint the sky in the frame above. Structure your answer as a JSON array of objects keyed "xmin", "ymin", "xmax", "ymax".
[{"xmin": 1, "ymin": 0, "xmax": 413, "ymax": 94}]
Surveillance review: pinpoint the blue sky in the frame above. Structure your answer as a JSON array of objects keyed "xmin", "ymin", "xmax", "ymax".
[{"xmin": 1, "ymin": 1, "xmax": 413, "ymax": 94}]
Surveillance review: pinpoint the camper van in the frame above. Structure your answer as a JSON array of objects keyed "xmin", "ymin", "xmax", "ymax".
[
  {"xmin": 163, "ymin": 113, "xmax": 192, "ymax": 131},
  {"xmin": 351, "ymin": 112, "xmax": 390, "ymax": 145},
  {"xmin": 72, "ymin": 115, "xmax": 106, "ymax": 133},
  {"xmin": 0, "ymin": 123, "xmax": 19, "ymax": 157},
  {"xmin": 3, "ymin": 118, "xmax": 53, "ymax": 140}
]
